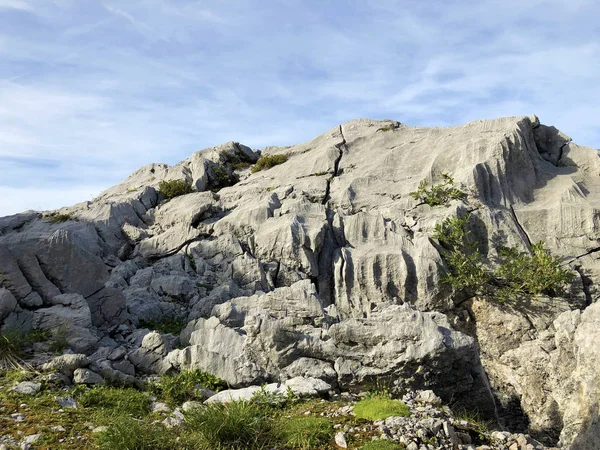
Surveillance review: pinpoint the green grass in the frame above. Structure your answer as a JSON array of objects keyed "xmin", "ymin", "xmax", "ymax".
[
  {"xmin": 251, "ymin": 154, "xmax": 289, "ymax": 173},
  {"xmin": 94, "ymin": 416, "xmax": 176, "ymax": 450},
  {"xmin": 158, "ymin": 179, "xmax": 193, "ymax": 199},
  {"xmin": 184, "ymin": 401, "xmax": 271, "ymax": 449},
  {"xmin": 77, "ymin": 386, "xmax": 151, "ymax": 417},
  {"xmin": 377, "ymin": 124, "xmax": 396, "ymax": 132},
  {"xmin": 150, "ymin": 370, "xmax": 227, "ymax": 406},
  {"xmin": 354, "ymin": 397, "xmax": 410, "ymax": 421},
  {"xmin": 274, "ymin": 416, "xmax": 332, "ymax": 449},
  {"xmin": 313, "ymin": 171, "xmax": 329, "ymax": 176},
  {"xmin": 0, "ymin": 328, "xmax": 53, "ymax": 370},
  {"xmin": 361, "ymin": 440, "xmax": 405, "ymax": 450},
  {"xmin": 138, "ymin": 318, "xmax": 187, "ymax": 335}
]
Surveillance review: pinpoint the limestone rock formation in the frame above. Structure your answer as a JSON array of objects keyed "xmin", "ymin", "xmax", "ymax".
[{"xmin": 1, "ymin": 115, "xmax": 599, "ymax": 448}]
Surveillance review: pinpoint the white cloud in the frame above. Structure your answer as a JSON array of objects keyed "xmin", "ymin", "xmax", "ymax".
[
  {"xmin": 0, "ymin": 0, "xmax": 32, "ymax": 12},
  {"xmin": 0, "ymin": 0, "xmax": 598, "ymax": 216}
]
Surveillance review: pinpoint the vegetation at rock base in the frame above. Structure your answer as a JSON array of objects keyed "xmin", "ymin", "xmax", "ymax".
[
  {"xmin": 274, "ymin": 416, "xmax": 333, "ymax": 449},
  {"xmin": 410, "ymin": 173, "xmax": 467, "ymax": 206},
  {"xmin": 158, "ymin": 179, "xmax": 193, "ymax": 199},
  {"xmin": 353, "ymin": 397, "xmax": 410, "ymax": 421},
  {"xmin": 251, "ymin": 154, "xmax": 289, "ymax": 173},
  {"xmin": 0, "ymin": 328, "xmax": 56, "ymax": 370},
  {"xmin": 149, "ymin": 369, "xmax": 228, "ymax": 406},
  {"xmin": 360, "ymin": 440, "xmax": 405, "ymax": 450},
  {"xmin": 434, "ymin": 213, "xmax": 575, "ymax": 301},
  {"xmin": 184, "ymin": 400, "xmax": 271, "ymax": 449}
]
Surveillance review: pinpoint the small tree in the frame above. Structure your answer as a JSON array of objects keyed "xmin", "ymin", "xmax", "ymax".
[
  {"xmin": 434, "ymin": 214, "xmax": 574, "ymax": 302},
  {"xmin": 158, "ymin": 179, "xmax": 193, "ymax": 199},
  {"xmin": 410, "ymin": 173, "xmax": 466, "ymax": 206}
]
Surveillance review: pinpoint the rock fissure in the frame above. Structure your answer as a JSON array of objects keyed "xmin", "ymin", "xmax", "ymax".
[{"xmin": 509, "ymin": 205, "xmax": 533, "ymax": 248}]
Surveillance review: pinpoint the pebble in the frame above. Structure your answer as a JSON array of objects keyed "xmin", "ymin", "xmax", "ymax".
[{"xmin": 334, "ymin": 431, "xmax": 348, "ymax": 448}]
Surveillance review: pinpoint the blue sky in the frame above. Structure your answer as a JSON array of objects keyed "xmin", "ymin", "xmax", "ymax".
[{"xmin": 0, "ymin": 0, "xmax": 598, "ymax": 216}]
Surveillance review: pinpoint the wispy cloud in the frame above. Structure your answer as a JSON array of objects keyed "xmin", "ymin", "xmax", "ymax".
[
  {"xmin": 0, "ymin": 0, "xmax": 32, "ymax": 12},
  {"xmin": 0, "ymin": 0, "xmax": 599, "ymax": 216}
]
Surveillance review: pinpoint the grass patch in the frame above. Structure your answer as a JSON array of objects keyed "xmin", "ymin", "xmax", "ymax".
[
  {"xmin": 377, "ymin": 124, "xmax": 396, "ymax": 132},
  {"xmin": 138, "ymin": 318, "xmax": 187, "ymax": 336},
  {"xmin": 354, "ymin": 397, "xmax": 410, "ymax": 421},
  {"xmin": 94, "ymin": 416, "xmax": 176, "ymax": 450},
  {"xmin": 274, "ymin": 416, "xmax": 332, "ymax": 450},
  {"xmin": 313, "ymin": 171, "xmax": 329, "ymax": 176},
  {"xmin": 77, "ymin": 386, "xmax": 151, "ymax": 417},
  {"xmin": 0, "ymin": 328, "xmax": 53, "ymax": 370},
  {"xmin": 48, "ymin": 213, "xmax": 73, "ymax": 223},
  {"xmin": 184, "ymin": 401, "xmax": 271, "ymax": 449},
  {"xmin": 158, "ymin": 179, "xmax": 193, "ymax": 199},
  {"xmin": 361, "ymin": 440, "xmax": 405, "ymax": 450},
  {"xmin": 150, "ymin": 370, "xmax": 227, "ymax": 406},
  {"xmin": 251, "ymin": 154, "xmax": 289, "ymax": 173}
]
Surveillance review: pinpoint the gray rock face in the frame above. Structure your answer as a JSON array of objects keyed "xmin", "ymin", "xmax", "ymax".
[{"xmin": 2, "ymin": 115, "xmax": 599, "ymax": 446}]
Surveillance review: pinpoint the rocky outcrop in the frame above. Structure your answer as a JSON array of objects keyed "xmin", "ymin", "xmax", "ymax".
[{"xmin": 1, "ymin": 115, "xmax": 599, "ymax": 448}]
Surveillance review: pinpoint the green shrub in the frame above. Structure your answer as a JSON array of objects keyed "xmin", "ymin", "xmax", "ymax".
[
  {"xmin": 494, "ymin": 242, "xmax": 575, "ymax": 299},
  {"xmin": 274, "ymin": 416, "xmax": 332, "ymax": 449},
  {"xmin": 78, "ymin": 386, "xmax": 151, "ymax": 417},
  {"xmin": 150, "ymin": 370, "xmax": 227, "ymax": 406},
  {"xmin": 212, "ymin": 165, "xmax": 239, "ymax": 188},
  {"xmin": 48, "ymin": 213, "xmax": 72, "ymax": 223},
  {"xmin": 251, "ymin": 154, "xmax": 289, "ymax": 173},
  {"xmin": 230, "ymin": 161, "xmax": 252, "ymax": 170},
  {"xmin": 138, "ymin": 318, "xmax": 187, "ymax": 336},
  {"xmin": 94, "ymin": 416, "xmax": 175, "ymax": 450},
  {"xmin": 433, "ymin": 214, "xmax": 490, "ymax": 293},
  {"xmin": 410, "ymin": 173, "xmax": 466, "ymax": 206},
  {"xmin": 377, "ymin": 124, "xmax": 396, "ymax": 132},
  {"xmin": 434, "ymin": 214, "xmax": 575, "ymax": 301},
  {"xmin": 184, "ymin": 401, "xmax": 271, "ymax": 449},
  {"xmin": 361, "ymin": 440, "xmax": 405, "ymax": 450},
  {"xmin": 354, "ymin": 397, "xmax": 410, "ymax": 421},
  {"xmin": 158, "ymin": 179, "xmax": 193, "ymax": 199}
]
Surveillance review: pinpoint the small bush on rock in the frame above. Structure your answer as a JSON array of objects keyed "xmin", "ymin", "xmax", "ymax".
[
  {"xmin": 48, "ymin": 213, "xmax": 73, "ymax": 223},
  {"xmin": 251, "ymin": 154, "xmax": 289, "ymax": 173},
  {"xmin": 158, "ymin": 179, "xmax": 193, "ymax": 199},
  {"xmin": 410, "ymin": 173, "xmax": 466, "ymax": 206},
  {"xmin": 434, "ymin": 214, "xmax": 575, "ymax": 301},
  {"xmin": 138, "ymin": 318, "xmax": 187, "ymax": 336},
  {"xmin": 354, "ymin": 397, "xmax": 410, "ymax": 421}
]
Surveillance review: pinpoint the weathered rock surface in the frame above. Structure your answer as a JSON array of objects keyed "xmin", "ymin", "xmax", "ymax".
[{"xmin": 1, "ymin": 115, "xmax": 599, "ymax": 448}]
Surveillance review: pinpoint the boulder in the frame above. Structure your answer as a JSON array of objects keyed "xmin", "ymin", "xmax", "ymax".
[{"xmin": 73, "ymin": 368, "xmax": 104, "ymax": 385}]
